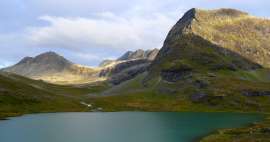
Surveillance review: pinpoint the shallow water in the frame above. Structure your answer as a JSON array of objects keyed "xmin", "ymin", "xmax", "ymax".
[{"xmin": 0, "ymin": 112, "xmax": 263, "ymax": 142}]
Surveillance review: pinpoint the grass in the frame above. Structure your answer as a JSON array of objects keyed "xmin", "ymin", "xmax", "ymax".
[
  {"xmin": 0, "ymin": 69, "xmax": 270, "ymax": 142},
  {"xmin": 0, "ymin": 72, "xmax": 108, "ymax": 119},
  {"xmin": 192, "ymin": 9, "xmax": 270, "ymax": 68},
  {"xmin": 200, "ymin": 116, "xmax": 270, "ymax": 142},
  {"xmin": 84, "ymin": 68, "xmax": 270, "ymax": 113}
]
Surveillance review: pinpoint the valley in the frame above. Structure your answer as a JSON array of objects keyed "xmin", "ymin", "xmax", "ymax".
[{"xmin": 1, "ymin": 8, "xmax": 270, "ymax": 142}]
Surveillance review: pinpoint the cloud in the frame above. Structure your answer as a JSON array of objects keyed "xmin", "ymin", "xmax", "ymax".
[
  {"xmin": 27, "ymin": 11, "xmax": 176, "ymax": 51},
  {"xmin": 1, "ymin": 0, "xmax": 270, "ymax": 67}
]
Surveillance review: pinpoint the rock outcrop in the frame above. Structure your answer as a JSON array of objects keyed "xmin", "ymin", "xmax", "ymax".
[
  {"xmin": 99, "ymin": 49, "xmax": 159, "ymax": 85},
  {"xmin": 117, "ymin": 49, "xmax": 159, "ymax": 61}
]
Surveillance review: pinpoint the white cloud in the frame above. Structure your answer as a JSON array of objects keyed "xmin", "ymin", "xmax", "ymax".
[
  {"xmin": 27, "ymin": 11, "xmax": 176, "ymax": 51},
  {"xmin": 2, "ymin": 0, "xmax": 270, "ymax": 67}
]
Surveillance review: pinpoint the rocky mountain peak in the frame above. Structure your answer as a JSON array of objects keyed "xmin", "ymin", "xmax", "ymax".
[
  {"xmin": 168, "ymin": 8, "xmax": 250, "ymax": 39},
  {"xmin": 159, "ymin": 8, "xmax": 270, "ymax": 70},
  {"xmin": 117, "ymin": 49, "xmax": 159, "ymax": 61},
  {"xmin": 2, "ymin": 51, "xmax": 74, "ymax": 77},
  {"xmin": 33, "ymin": 51, "xmax": 72, "ymax": 65}
]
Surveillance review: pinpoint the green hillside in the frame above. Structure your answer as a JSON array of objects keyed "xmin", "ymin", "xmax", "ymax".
[
  {"xmin": 87, "ymin": 9, "xmax": 270, "ymax": 113},
  {"xmin": 0, "ymin": 72, "xmax": 106, "ymax": 119},
  {"xmin": 1, "ymin": 8, "xmax": 270, "ymax": 142}
]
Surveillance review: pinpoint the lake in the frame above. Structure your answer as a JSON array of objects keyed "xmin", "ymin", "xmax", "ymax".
[{"xmin": 0, "ymin": 112, "xmax": 263, "ymax": 142}]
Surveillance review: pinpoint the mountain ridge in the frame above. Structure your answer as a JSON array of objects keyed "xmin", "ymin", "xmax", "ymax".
[
  {"xmin": 1, "ymin": 51, "xmax": 101, "ymax": 84},
  {"xmin": 2, "ymin": 49, "xmax": 159, "ymax": 85},
  {"xmin": 172, "ymin": 8, "xmax": 270, "ymax": 67},
  {"xmin": 97, "ymin": 8, "xmax": 270, "ymax": 114}
]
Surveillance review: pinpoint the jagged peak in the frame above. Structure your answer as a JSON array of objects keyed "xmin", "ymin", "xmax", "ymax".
[
  {"xmin": 117, "ymin": 49, "xmax": 159, "ymax": 61},
  {"xmin": 166, "ymin": 8, "xmax": 251, "ymax": 41}
]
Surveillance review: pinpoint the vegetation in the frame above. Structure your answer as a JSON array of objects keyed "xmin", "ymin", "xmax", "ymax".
[
  {"xmin": 1, "ymin": 8, "xmax": 270, "ymax": 142},
  {"xmin": 192, "ymin": 9, "xmax": 270, "ymax": 68},
  {"xmin": 200, "ymin": 116, "xmax": 270, "ymax": 142},
  {"xmin": 0, "ymin": 72, "xmax": 108, "ymax": 119}
]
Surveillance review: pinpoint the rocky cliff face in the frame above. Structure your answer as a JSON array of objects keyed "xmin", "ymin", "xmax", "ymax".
[
  {"xmin": 99, "ymin": 49, "xmax": 159, "ymax": 85},
  {"xmin": 100, "ymin": 59, "xmax": 151, "ymax": 85},
  {"xmin": 117, "ymin": 49, "xmax": 159, "ymax": 61}
]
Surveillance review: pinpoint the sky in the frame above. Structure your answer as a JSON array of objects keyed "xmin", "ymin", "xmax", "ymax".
[{"xmin": 0, "ymin": 0, "xmax": 270, "ymax": 67}]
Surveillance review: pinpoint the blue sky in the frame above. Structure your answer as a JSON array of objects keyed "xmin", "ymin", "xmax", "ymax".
[{"xmin": 0, "ymin": 0, "xmax": 270, "ymax": 67}]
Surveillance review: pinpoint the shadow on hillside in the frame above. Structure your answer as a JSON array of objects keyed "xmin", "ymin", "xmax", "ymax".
[{"xmin": 145, "ymin": 33, "xmax": 263, "ymax": 83}]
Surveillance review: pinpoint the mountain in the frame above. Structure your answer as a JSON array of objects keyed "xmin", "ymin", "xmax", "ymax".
[
  {"xmin": 2, "ymin": 49, "xmax": 159, "ymax": 85},
  {"xmin": 117, "ymin": 49, "xmax": 159, "ymax": 61},
  {"xmin": 99, "ymin": 60, "xmax": 116, "ymax": 67},
  {"xmin": 3, "ymin": 52, "xmax": 73, "ymax": 76},
  {"xmin": 145, "ymin": 8, "xmax": 270, "ymax": 97},
  {"xmin": 2, "ymin": 52, "xmax": 101, "ymax": 84},
  {"xmin": 97, "ymin": 8, "xmax": 270, "ymax": 113},
  {"xmin": 99, "ymin": 49, "xmax": 159, "ymax": 67},
  {"xmin": 149, "ymin": 8, "xmax": 270, "ymax": 76},
  {"xmin": 98, "ymin": 49, "xmax": 159, "ymax": 85},
  {"xmin": 147, "ymin": 8, "xmax": 270, "ymax": 81}
]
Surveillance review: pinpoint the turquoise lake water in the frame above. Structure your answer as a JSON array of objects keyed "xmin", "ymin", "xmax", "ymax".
[{"xmin": 0, "ymin": 112, "xmax": 263, "ymax": 142}]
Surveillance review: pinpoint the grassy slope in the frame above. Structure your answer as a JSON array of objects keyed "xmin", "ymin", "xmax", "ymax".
[
  {"xmin": 193, "ymin": 9, "xmax": 270, "ymax": 68},
  {"xmin": 200, "ymin": 116, "xmax": 270, "ymax": 142},
  {"xmin": 0, "ymin": 71, "xmax": 269, "ymax": 141},
  {"xmin": 0, "ymin": 72, "xmax": 107, "ymax": 119},
  {"xmin": 86, "ymin": 68, "xmax": 270, "ymax": 142},
  {"xmin": 86, "ymin": 69, "xmax": 270, "ymax": 112}
]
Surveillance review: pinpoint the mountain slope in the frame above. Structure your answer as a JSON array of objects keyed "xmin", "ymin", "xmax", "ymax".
[
  {"xmin": 2, "ymin": 52, "xmax": 102, "ymax": 84},
  {"xmin": 99, "ymin": 49, "xmax": 159, "ymax": 85},
  {"xmin": 149, "ymin": 8, "xmax": 268, "ymax": 77},
  {"xmin": 147, "ymin": 8, "xmax": 270, "ymax": 82},
  {"xmin": 6, "ymin": 52, "xmax": 73, "ymax": 76},
  {"xmin": 144, "ymin": 8, "xmax": 270, "ymax": 109},
  {"xmin": 3, "ymin": 49, "xmax": 159, "ymax": 85},
  {"xmin": 93, "ymin": 8, "xmax": 270, "ymax": 113},
  {"xmin": 0, "ymin": 71, "xmax": 103, "ymax": 119},
  {"xmin": 117, "ymin": 49, "xmax": 159, "ymax": 61}
]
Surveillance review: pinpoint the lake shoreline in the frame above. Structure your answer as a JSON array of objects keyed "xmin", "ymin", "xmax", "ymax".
[
  {"xmin": 0, "ymin": 112, "xmax": 265, "ymax": 142},
  {"xmin": 1, "ymin": 110, "xmax": 267, "ymax": 120},
  {"xmin": 199, "ymin": 114, "xmax": 270, "ymax": 142},
  {"xmin": 1, "ymin": 111, "xmax": 268, "ymax": 142}
]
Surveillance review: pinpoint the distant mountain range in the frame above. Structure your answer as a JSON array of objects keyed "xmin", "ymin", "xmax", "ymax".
[{"xmin": 2, "ymin": 49, "xmax": 159, "ymax": 84}]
